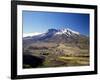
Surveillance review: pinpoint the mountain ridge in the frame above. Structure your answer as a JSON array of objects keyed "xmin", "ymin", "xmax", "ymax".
[
  {"xmin": 23, "ymin": 28, "xmax": 89, "ymax": 47},
  {"xmin": 23, "ymin": 28, "xmax": 80, "ymax": 38}
]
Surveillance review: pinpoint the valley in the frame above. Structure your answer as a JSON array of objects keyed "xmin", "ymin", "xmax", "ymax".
[{"xmin": 23, "ymin": 42, "xmax": 89, "ymax": 68}]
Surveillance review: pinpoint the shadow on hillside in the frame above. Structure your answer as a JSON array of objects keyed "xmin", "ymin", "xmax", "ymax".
[{"xmin": 23, "ymin": 54, "xmax": 44, "ymax": 68}]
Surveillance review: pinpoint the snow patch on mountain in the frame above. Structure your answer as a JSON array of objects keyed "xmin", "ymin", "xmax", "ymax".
[
  {"xmin": 55, "ymin": 28, "xmax": 79, "ymax": 35},
  {"xmin": 67, "ymin": 28, "xmax": 80, "ymax": 35},
  {"xmin": 23, "ymin": 32, "xmax": 42, "ymax": 37}
]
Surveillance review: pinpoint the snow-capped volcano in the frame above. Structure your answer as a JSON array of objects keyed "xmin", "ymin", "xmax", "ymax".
[
  {"xmin": 23, "ymin": 28, "xmax": 88, "ymax": 46},
  {"xmin": 23, "ymin": 28, "xmax": 80, "ymax": 38}
]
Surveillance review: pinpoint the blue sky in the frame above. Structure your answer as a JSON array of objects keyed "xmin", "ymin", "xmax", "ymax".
[{"xmin": 22, "ymin": 11, "xmax": 90, "ymax": 36}]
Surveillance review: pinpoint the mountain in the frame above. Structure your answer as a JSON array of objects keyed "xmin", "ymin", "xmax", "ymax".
[
  {"xmin": 23, "ymin": 28, "xmax": 79, "ymax": 38},
  {"xmin": 23, "ymin": 28, "xmax": 89, "ymax": 47},
  {"xmin": 23, "ymin": 28, "xmax": 89, "ymax": 68}
]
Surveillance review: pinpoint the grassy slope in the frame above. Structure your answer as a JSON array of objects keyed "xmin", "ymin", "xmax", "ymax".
[{"xmin": 23, "ymin": 42, "xmax": 89, "ymax": 68}]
